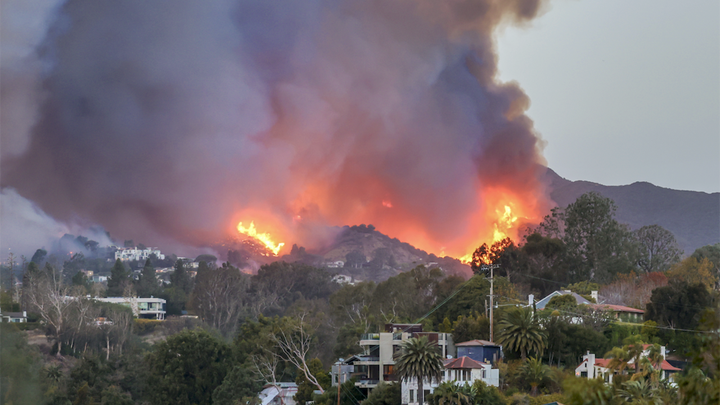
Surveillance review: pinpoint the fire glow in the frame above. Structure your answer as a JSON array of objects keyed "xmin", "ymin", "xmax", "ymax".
[{"xmin": 236, "ymin": 221, "xmax": 285, "ymax": 256}]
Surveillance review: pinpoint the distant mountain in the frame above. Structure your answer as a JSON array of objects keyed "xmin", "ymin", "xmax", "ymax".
[{"xmin": 544, "ymin": 168, "xmax": 720, "ymax": 254}]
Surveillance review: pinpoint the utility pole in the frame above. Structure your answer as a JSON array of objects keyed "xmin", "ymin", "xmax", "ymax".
[{"xmin": 482, "ymin": 264, "xmax": 500, "ymax": 342}]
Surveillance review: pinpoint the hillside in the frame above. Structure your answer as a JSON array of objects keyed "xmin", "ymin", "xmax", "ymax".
[{"xmin": 544, "ymin": 168, "xmax": 720, "ymax": 254}]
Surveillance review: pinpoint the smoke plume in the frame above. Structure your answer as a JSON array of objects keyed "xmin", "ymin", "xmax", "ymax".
[{"xmin": 1, "ymin": 0, "xmax": 550, "ymax": 258}]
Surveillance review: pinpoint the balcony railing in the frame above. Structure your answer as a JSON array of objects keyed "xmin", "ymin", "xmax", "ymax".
[{"xmin": 361, "ymin": 333, "xmax": 380, "ymax": 340}]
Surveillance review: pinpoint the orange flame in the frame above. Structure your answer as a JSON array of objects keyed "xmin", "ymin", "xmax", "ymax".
[
  {"xmin": 459, "ymin": 200, "xmax": 524, "ymax": 264},
  {"xmin": 236, "ymin": 221, "xmax": 285, "ymax": 255},
  {"xmin": 492, "ymin": 205, "xmax": 518, "ymax": 243}
]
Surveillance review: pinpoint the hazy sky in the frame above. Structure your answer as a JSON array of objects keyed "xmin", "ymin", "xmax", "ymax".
[{"xmin": 496, "ymin": 0, "xmax": 719, "ymax": 193}]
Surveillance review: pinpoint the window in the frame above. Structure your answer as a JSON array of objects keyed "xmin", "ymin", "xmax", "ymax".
[
  {"xmin": 424, "ymin": 390, "xmax": 430, "ymax": 403},
  {"xmin": 409, "ymin": 390, "xmax": 414, "ymax": 403}
]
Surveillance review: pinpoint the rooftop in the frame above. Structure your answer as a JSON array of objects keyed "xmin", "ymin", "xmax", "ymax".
[
  {"xmin": 456, "ymin": 339, "xmax": 499, "ymax": 347},
  {"xmin": 444, "ymin": 356, "xmax": 488, "ymax": 369}
]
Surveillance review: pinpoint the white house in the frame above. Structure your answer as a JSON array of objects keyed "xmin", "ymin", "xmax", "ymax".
[
  {"xmin": 575, "ymin": 345, "xmax": 680, "ymax": 383},
  {"xmin": 115, "ymin": 247, "xmax": 165, "ymax": 262},
  {"xmin": 95, "ymin": 297, "xmax": 167, "ymax": 320},
  {"xmin": 402, "ymin": 357, "xmax": 500, "ymax": 405},
  {"xmin": 1, "ymin": 309, "xmax": 27, "ymax": 323}
]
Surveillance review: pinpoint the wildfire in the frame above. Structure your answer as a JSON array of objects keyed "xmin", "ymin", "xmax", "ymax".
[
  {"xmin": 459, "ymin": 204, "xmax": 520, "ymax": 264},
  {"xmin": 492, "ymin": 205, "xmax": 518, "ymax": 243},
  {"xmin": 236, "ymin": 221, "xmax": 285, "ymax": 255}
]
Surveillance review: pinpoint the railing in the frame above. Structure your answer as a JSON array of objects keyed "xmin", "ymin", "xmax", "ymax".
[{"xmin": 360, "ymin": 333, "xmax": 380, "ymax": 340}]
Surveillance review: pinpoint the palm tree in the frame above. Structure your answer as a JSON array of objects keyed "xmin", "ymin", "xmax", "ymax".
[
  {"xmin": 429, "ymin": 382, "xmax": 474, "ymax": 405},
  {"xmin": 617, "ymin": 380, "xmax": 662, "ymax": 405},
  {"xmin": 518, "ymin": 357, "xmax": 549, "ymax": 396},
  {"xmin": 496, "ymin": 307, "xmax": 545, "ymax": 360},
  {"xmin": 395, "ymin": 336, "xmax": 445, "ymax": 404}
]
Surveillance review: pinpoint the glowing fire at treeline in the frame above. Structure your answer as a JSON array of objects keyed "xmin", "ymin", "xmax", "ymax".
[{"xmin": 237, "ymin": 191, "xmax": 534, "ymax": 263}]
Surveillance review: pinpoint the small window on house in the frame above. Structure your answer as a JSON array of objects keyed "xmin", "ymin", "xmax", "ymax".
[
  {"xmin": 424, "ymin": 390, "xmax": 430, "ymax": 403},
  {"xmin": 409, "ymin": 389, "xmax": 414, "ymax": 403},
  {"xmin": 581, "ymin": 371, "xmax": 587, "ymax": 377}
]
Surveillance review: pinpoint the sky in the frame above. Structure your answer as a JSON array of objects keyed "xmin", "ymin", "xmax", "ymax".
[{"xmin": 496, "ymin": 0, "xmax": 720, "ymax": 193}]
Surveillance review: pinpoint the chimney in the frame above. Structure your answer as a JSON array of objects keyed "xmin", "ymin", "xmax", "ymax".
[
  {"xmin": 587, "ymin": 351, "xmax": 595, "ymax": 379},
  {"xmin": 591, "ymin": 291, "xmax": 598, "ymax": 302},
  {"xmin": 23, "ymin": 311, "xmax": 27, "ymax": 318},
  {"xmin": 528, "ymin": 294, "xmax": 534, "ymax": 306}
]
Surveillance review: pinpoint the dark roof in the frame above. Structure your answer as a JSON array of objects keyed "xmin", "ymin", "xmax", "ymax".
[
  {"xmin": 455, "ymin": 339, "xmax": 499, "ymax": 347},
  {"xmin": 3, "ymin": 312, "xmax": 26, "ymax": 318},
  {"xmin": 443, "ymin": 356, "xmax": 487, "ymax": 369}
]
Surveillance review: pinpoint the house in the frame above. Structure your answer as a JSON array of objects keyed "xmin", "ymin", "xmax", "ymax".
[
  {"xmin": 258, "ymin": 382, "xmax": 298, "ymax": 405},
  {"xmin": 575, "ymin": 345, "xmax": 681, "ymax": 383},
  {"xmin": 327, "ymin": 260, "xmax": 345, "ymax": 269},
  {"xmin": 332, "ymin": 274, "xmax": 355, "ymax": 285},
  {"xmin": 336, "ymin": 323, "xmax": 454, "ymax": 395},
  {"xmin": 1, "ymin": 309, "xmax": 27, "ymax": 323},
  {"xmin": 115, "ymin": 247, "xmax": 165, "ymax": 262},
  {"xmin": 401, "ymin": 357, "xmax": 500, "ymax": 405},
  {"xmin": 589, "ymin": 304, "xmax": 644, "ymax": 323},
  {"xmin": 95, "ymin": 297, "xmax": 167, "ymax": 320},
  {"xmin": 534, "ymin": 290, "xmax": 594, "ymax": 310},
  {"xmin": 91, "ymin": 275, "xmax": 108, "ymax": 283},
  {"xmin": 455, "ymin": 340, "xmax": 502, "ymax": 366}
]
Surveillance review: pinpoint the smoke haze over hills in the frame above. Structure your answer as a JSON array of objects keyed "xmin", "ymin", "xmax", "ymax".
[{"xmin": 1, "ymin": 0, "xmax": 551, "ymax": 258}]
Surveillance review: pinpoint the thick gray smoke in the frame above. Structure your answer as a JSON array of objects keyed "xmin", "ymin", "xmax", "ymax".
[{"xmin": 1, "ymin": 0, "xmax": 550, "ymax": 258}]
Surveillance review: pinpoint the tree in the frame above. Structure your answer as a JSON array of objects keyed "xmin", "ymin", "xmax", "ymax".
[
  {"xmin": 170, "ymin": 259, "xmax": 193, "ymax": 294},
  {"xmin": 496, "ymin": 307, "xmax": 545, "ymax": 360},
  {"xmin": 270, "ymin": 314, "xmax": 326, "ymax": 393},
  {"xmin": 344, "ymin": 251, "xmax": 366, "ymax": 269},
  {"xmin": 666, "ymin": 257, "xmax": 717, "ymax": 291},
  {"xmin": 394, "ymin": 336, "xmax": 445, "ymax": 405},
  {"xmin": 0, "ymin": 324, "xmax": 44, "ymax": 404},
  {"xmin": 471, "ymin": 380, "xmax": 505, "ymax": 405},
  {"xmin": 135, "ymin": 259, "xmax": 158, "ymax": 297},
  {"xmin": 645, "ymin": 282, "xmax": 712, "ymax": 331},
  {"xmin": 212, "ymin": 366, "xmax": 262, "ymax": 405},
  {"xmin": 31, "ymin": 248, "xmax": 48, "ymax": 264},
  {"xmin": 146, "ymin": 328, "xmax": 230, "ymax": 405},
  {"xmin": 634, "ymin": 225, "xmax": 682, "ymax": 273},
  {"xmin": 563, "ymin": 376, "xmax": 614, "ymax": 405},
  {"xmin": 518, "ymin": 357, "xmax": 550, "ymax": 396},
  {"xmin": 428, "ymin": 381, "xmax": 474, "ymax": 405},
  {"xmin": 294, "ymin": 358, "xmax": 330, "ymax": 405},
  {"xmin": 360, "ymin": 381, "xmax": 400, "ymax": 405},
  {"xmin": 106, "ymin": 259, "xmax": 130, "ymax": 297},
  {"xmin": 191, "ymin": 262, "xmax": 251, "ymax": 336},
  {"xmin": 24, "ymin": 263, "xmax": 76, "ymax": 355},
  {"xmin": 563, "ymin": 192, "xmax": 638, "ymax": 282}
]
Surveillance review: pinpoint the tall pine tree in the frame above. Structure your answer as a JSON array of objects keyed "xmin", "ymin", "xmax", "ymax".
[
  {"xmin": 136, "ymin": 259, "xmax": 158, "ymax": 297},
  {"xmin": 107, "ymin": 259, "xmax": 130, "ymax": 297}
]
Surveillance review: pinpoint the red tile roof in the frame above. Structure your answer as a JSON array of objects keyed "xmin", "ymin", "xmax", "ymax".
[
  {"xmin": 455, "ymin": 339, "xmax": 498, "ymax": 347},
  {"xmin": 444, "ymin": 356, "xmax": 487, "ymax": 369},
  {"xmin": 594, "ymin": 358, "xmax": 613, "ymax": 368},
  {"xmin": 590, "ymin": 358, "xmax": 679, "ymax": 371},
  {"xmin": 590, "ymin": 304, "xmax": 644, "ymax": 314}
]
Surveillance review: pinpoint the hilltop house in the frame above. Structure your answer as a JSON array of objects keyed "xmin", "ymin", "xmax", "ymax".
[
  {"xmin": 532, "ymin": 290, "xmax": 645, "ymax": 323},
  {"xmin": 95, "ymin": 297, "xmax": 166, "ymax": 320},
  {"xmin": 115, "ymin": 247, "xmax": 165, "ymax": 262},
  {"xmin": 575, "ymin": 345, "xmax": 681, "ymax": 383}
]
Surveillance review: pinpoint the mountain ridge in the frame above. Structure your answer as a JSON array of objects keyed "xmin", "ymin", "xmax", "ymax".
[{"xmin": 543, "ymin": 168, "xmax": 720, "ymax": 254}]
